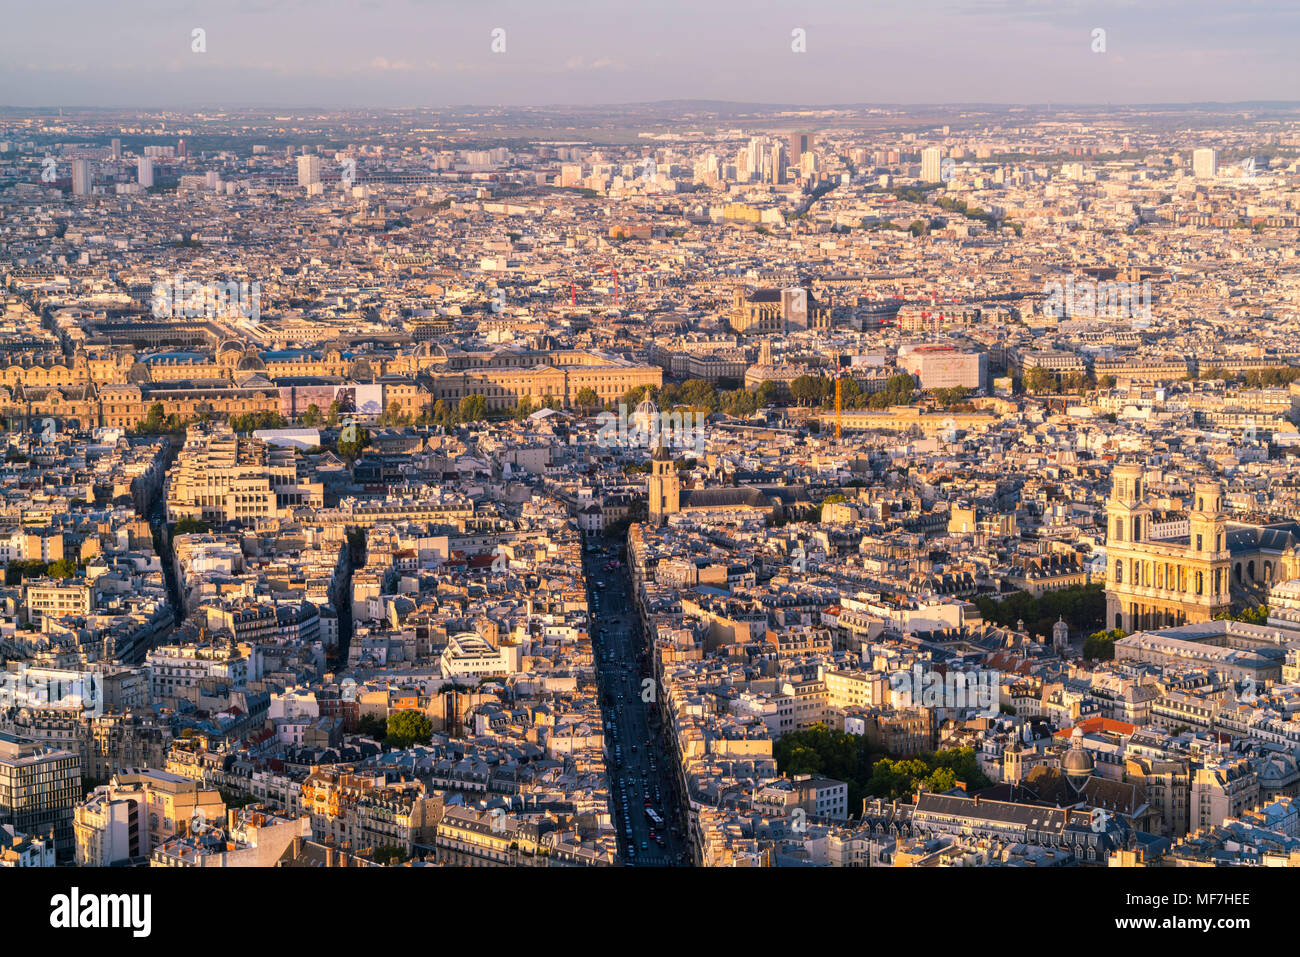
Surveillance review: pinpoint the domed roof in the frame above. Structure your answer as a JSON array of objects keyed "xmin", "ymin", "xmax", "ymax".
[{"xmin": 1062, "ymin": 727, "xmax": 1094, "ymax": 781}]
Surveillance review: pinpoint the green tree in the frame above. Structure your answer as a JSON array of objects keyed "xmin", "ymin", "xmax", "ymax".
[
  {"xmin": 301, "ymin": 404, "xmax": 323, "ymax": 427},
  {"xmin": 356, "ymin": 713, "xmax": 387, "ymax": 740},
  {"xmin": 1024, "ymin": 367, "xmax": 1058, "ymax": 394},
  {"xmin": 135, "ymin": 402, "xmax": 167, "ymax": 433},
  {"xmin": 173, "ymin": 516, "xmax": 211, "ymax": 535},
  {"xmin": 1083, "ymin": 628, "xmax": 1125, "ymax": 660},
  {"xmin": 575, "ymin": 387, "xmax": 601, "ymax": 414},
  {"xmin": 385, "ymin": 710, "xmax": 433, "ymax": 749},
  {"xmin": 47, "ymin": 558, "xmax": 78, "ymax": 579},
  {"xmin": 457, "ymin": 394, "xmax": 488, "ymax": 423},
  {"xmin": 338, "ymin": 425, "xmax": 372, "ymax": 460},
  {"xmin": 372, "ymin": 845, "xmax": 410, "ymax": 865},
  {"xmin": 789, "ymin": 375, "xmax": 825, "ymax": 407},
  {"xmin": 866, "ymin": 373, "xmax": 916, "ymax": 410},
  {"xmin": 431, "ymin": 399, "xmax": 450, "ymax": 427}
]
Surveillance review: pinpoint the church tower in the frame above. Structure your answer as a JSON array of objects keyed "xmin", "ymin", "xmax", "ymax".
[{"xmin": 647, "ymin": 438, "xmax": 680, "ymax": 524}]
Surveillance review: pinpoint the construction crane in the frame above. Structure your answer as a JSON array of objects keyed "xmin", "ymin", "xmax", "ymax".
[
  {"xmin": 597, "ymin": 265, "xmax": 621, "ymax": 305},
  {"xmin": 596, "ymin": 265, "xmax": 648, "ymax": 306}
]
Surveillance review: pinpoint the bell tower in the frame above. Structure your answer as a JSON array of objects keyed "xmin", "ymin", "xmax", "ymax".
[
  {"xmin": 1105, "ymin": 464, "xmax": 1153, "ymax": 632},
  {"xmin": 647, "ymin": 438, "xmax": 680, "ymax": 524}
]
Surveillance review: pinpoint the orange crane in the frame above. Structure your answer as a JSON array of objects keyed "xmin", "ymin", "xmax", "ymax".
[
  {"xmin": 597, "ymin": 265, "xmax": 621, "ymax": 305},
  {"xmin": 596, "ymin": 265, "xmax": 648, "ymax": 306}
]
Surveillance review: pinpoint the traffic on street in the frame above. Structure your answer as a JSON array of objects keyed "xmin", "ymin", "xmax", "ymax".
[{"xmin": 584, "ymin": 533, "xmax": 691, "ymax": 867}]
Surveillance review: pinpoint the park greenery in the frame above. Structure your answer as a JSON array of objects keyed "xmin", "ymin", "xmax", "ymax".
[
  {"xmin": 974, "ymin": 583, "xmax": 1106, "ymax": 640},
  {"xmin": 1084, "ymin": 628, "xmax": 1125, "ymax": 660},
  {"xmin": 384, "ymin": 710, "xmax": 433, "ymax": 750},
  {"xmin": 4, "ymin": 558, "xmax": 79, "ymax": 585},
  {"xmin": 774, "ymin": 724, "xmax": 991, "ymax": 813}
]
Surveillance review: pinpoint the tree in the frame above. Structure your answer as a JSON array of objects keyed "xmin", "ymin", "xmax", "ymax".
[
  {"xmin": 230, "ymin": 411, "xmax": 288, "ymax": 433},
  {"xmin": 866, "ymin": 373, "xmax": 916, "ymax": 409},
  {"xmin": 372, "ymin": 845, "xmax": 410, "ymax": 865},
  {"xmin": 1083, "ymin": 628, "xmax": 1125, "ymax": 660},
  {"xmin": 173, "ymin": 516, "xmax": 211, "ymax": 535},
  {"xmin": 46, "ymin": 558, "xmax": 77, "ymax": 579},
  {"xmin": 431, "ymin": 399, "xmax": 450, "ymax": 427},
  {"xmin": 790, "ymin": 375, "xmax": 825, "ymax": 408},
  {"xmin": 135, "ymin": 402, "xmax": 167, "ymax": 433},
  {"xmin": 326, "ymin": 401, "xmax": 341, "ymax": 426},
  {"xmin": 356, "ymin": 713, "xmax": 387, "ymax": 740},
  {"xmin": 385, "ymin": 710, "xmax": 433, "ymax": 749},
  {"xmin": 301, "ymin": 404, "xmax": 323, "ymax": 426},
  {"xmin": 457, "ymin": 394, "xmax": 488, "ymax": 423},
  {"xmin": 575, "ymin": 387, "xmax": 601, "ymax": 414},
  {"xmin": 1024, "ymin": 367, "xmax": 1057, "ymax": 394},
  {"xmin": 338, "ymin": 425, "xmax": 372, "ymax": 460}
]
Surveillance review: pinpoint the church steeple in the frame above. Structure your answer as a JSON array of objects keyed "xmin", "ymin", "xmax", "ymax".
[{"xmin": 647, "ymin": 437, "xmax": 679, "ymax": 523}]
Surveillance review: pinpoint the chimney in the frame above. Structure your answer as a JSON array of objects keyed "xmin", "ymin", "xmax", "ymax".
[
  {"xmin": 325, "ymin": 845, "xmax": 337, "ymax": 867},
  {"xmin": 291, "ymin": 835, "xmax": 303, "ymax": 860}
]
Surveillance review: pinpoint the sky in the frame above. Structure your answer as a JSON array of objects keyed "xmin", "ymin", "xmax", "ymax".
[{"xmin": 1, "ymin": 0, "xmax": 1298, "ymax": 109}]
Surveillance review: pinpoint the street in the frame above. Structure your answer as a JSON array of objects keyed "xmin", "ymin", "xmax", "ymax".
[{"xmin": 583, "ymin": 532, "xmax": 691, "ymax": 867}]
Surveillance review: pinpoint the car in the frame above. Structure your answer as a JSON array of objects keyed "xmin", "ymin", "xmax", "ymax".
[{"xmin": 640, "ymin": 841, "xmax": 648, "ymax": 850}]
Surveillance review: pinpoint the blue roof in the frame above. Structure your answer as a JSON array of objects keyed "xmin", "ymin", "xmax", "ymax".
[{"xmin": 261, "ymin": 350, "xmax": 320, "ymax": 361}]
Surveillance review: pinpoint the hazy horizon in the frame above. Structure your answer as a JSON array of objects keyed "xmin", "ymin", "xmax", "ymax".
[{"xmin": 3, "ymin": 0, "xmax": 1297, "ymax": 110}]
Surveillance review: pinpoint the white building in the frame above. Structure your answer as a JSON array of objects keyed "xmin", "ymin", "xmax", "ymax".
[
  {"xmin": 297, "ymin": 154, "xmax": 322, "ymax": 187},
  {"xmin": 1193, "ymin": 148, "xmax": 1217, "ymax": 179},
  {"xmin": 921, "ymin": 147, "xmax": 943, "ymax": 183}
]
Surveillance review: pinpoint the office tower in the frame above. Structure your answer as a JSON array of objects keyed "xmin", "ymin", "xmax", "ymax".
[
  {"xmin": 788, "ymin": 132, "xmax": 810, "ymax": 167},
  {"xmin": 921, "ymin": 147, "xmax": 943, "ymax": 183},
  {"xmin": 177, "ymin": 137, "xmax": 187, "ymax": 159},
  {"xmin": 0, "ymin": 732, "xmax": 81, "ymax": 863},
  {"xmin": 297, "ymin": 154, "xmax": 322, "ymax": 187},
  {"xmin": 1193, "ymin": 148, "xmax": 1217, "ymax": 178},
  {"xmin": 71, "ymin": 158, "xmax": 92, "ymax": 195},
  {"xmin": 137, "ymin": 156, "xmax": 154, "ymax": 188},
  {"xmin": 111, "ymin": 138, "xmax": 121, "ymax": 161},
  {"xmin": 770, "ymin": 142, "xmax": 787, "ymax": 184}
]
